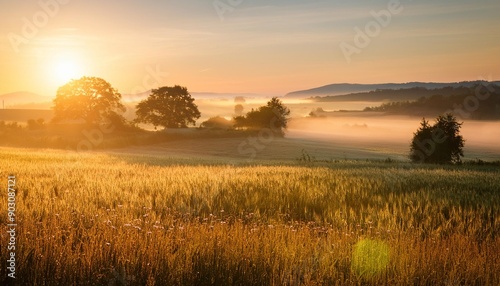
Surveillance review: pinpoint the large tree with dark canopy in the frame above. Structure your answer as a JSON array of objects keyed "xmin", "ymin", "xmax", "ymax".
[
  {"xmin": 53, "ymin": 76, "xmax": 125, "ymax": 125},
  {"xmin": 410, "ymin": 114, "xmax": 465, "ymax": 164},
  {"xmin": 135, "ymin": 85, "xmax": 201, "ymax": 129}
]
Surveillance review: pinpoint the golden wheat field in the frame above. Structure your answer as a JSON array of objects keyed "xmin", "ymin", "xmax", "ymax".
[{"xmin": 1, "ymin": 148, "xmax": 499, "ymax": 285}]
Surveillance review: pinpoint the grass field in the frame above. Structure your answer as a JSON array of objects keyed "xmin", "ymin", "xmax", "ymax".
[{"xmin": 1, "ymin": 147, "xmax": 499, "ymax": 285}]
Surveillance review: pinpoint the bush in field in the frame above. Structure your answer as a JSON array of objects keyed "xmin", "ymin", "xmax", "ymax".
[
  {"xmin": 27, "ymin": 118, "xmax": 45, "ymax": 130},
  {"xmin": 234, "ymin": 97, "xmax": 290, "ymax": 135},
  {"xmin": 135, "ymin": 85, "xmax": 201, "ymax": 129},
  {"xmin": 0, "ymin": 121, "xmax": 22, "ymax": 131},
  {"xmin": 200, "ymin": 116, "xmax": 234, "ymax": 130},
  {"xmin": 53, "ymin": 77, "xmax": 126, "ymax": 125},
  {"xmin": 410, "ymin": 113, "xmax": 465, "ymax": 164},
  {"xmin": 309, "ymin": 107, "xmax": 326, "ymax": 117}
]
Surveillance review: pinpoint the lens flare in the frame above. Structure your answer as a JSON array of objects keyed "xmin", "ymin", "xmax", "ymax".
[{"xmin": 352, "ymin": 239, "xmax": 390, "ymax": 278}]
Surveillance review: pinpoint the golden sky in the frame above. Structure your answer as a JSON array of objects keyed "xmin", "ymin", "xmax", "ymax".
[{"xmin": 1, "ymin": 0, "xmax": 499, "ymax": 97}]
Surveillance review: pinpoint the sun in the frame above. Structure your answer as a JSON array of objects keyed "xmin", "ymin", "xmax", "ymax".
[
  {"xmin": 46, "ymin": 52, "xmax": 86, "ymax": 89},
  {"xmin": 53, "ymin": 57, "xmax": 83, "ymax": 84}
]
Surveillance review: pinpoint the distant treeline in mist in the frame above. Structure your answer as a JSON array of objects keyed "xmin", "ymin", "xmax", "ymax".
[
  {"xmin": 288, "ymin": 81, "xmax": 500, "ymax": 99},
  {"xmin": 362, "ymin": 85, "xmax": 500, "ymax": 119},
  {"xmin": 314, "ymin": 86, "xmax": 474, "ymax": 102}
]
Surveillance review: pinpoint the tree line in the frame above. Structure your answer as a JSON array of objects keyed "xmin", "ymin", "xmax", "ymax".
[
  {"xmin": 52, "ymin": 76, "xmax": 291, "ymax": 135},
  {"xmin": 364, "ymin": 85, "xmax": 500, "ymax": 119}
]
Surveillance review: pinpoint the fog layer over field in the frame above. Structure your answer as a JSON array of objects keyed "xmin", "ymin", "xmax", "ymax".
[
  {"xmin": 120, "ymin": 97, "xmax": 500, "ymax": 161},
  {"xmin": 288, "ymin": 116, "xmax": 500, "ymax": 160}
]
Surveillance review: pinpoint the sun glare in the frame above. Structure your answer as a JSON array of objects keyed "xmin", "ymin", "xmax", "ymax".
[
  {"xmin": 55, "ymin": 59, "xmax": 82, "ymax": 84},
  {"xmin": 47, "ymin": 53, "xmax": 85, "ymax": 89}
]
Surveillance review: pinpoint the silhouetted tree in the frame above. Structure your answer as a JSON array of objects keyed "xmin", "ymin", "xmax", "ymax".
[
  {"xmin": 309, "ymin": 107, "xmax": 326, "ymax": 117},
  {"xmin": 410, "ymin": 114, "xmax": 464, "ymax": 164},
  {"xmin": 53, "ymin": 77, "xmax": 125, "ymax": 125},
  {"xmin": 135, "ymin": 85, "xmax": 201, "ymax": 129},
  {"xmin": 233, "ymin": 97, "xmax": 290, "ymax": 135},
  {"xmin": 234, "ymin": 96, "xmax": 246, "ymax": 104},
  {"xmin": 234, "ymin": 104, "xmax": 244, "ymax": 116},
  {"xmin": 266, "ymin": 97, "xmax": 291, "ymax": 130}
]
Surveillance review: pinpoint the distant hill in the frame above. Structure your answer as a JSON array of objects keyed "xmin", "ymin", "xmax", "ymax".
[
  {"xmin": 364, "ymin": 85, "xmax": 500, "ymax": 120},
  {"xmin": 286, "ymin": 81, "xmax": 500, "ymax": 99},
  {"xmin": 0, "ymin": 91, "xmax": 52, "ymax": 108},
  {"xmin": 313, "ymin": 86, "xmax": 475, "ymax": 103}
]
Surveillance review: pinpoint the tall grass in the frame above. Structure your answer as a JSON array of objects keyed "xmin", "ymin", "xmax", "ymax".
[{"xmin": 0, "ymin": 148, "xmax": 499, "ymax": 285}]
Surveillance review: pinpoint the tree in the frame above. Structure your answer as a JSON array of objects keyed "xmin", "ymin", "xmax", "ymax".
[
  {"xmin": 233, "ymin": 97, "xmax": 290, "ymax": 135},
  {"xmin": 309, "ymin": 107, "xmax": 326, "ymax": 117},
  {"xmin": 135, "ymin": 85, "xmax": 201, "ymax": 129},
  {"xmin": 234, "ymin": 104, "xmax": 244, "ymax": 116},
  {"xmin": 53, "ymin": 77, "xmax": 125, "ymax": 125},
  {"xmin": 410, "ymin": 114, "xmax": 464, "ymax": 164},
  {"xmin": 234, "ymin": 96, "xmax": 246, "ymax": 104},
  {"xmin": 266, "ymin": 97, "xmax": 291, "ymax": 130}
]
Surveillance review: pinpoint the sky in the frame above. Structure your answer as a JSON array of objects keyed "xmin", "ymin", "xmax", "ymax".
[{"xmin": 1, "ymin": 0, "xmax": 499, "ymax": 97}]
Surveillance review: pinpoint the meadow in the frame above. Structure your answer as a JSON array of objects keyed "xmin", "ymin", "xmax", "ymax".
[{"xmin": 1, "ymin": 147, "xmax": 499, "ymax": 285}]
